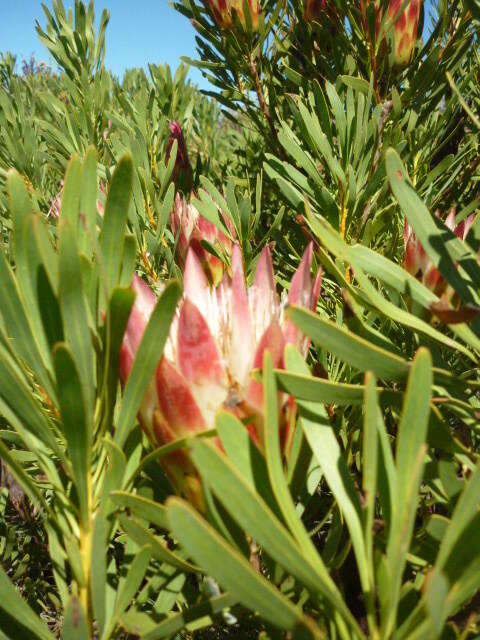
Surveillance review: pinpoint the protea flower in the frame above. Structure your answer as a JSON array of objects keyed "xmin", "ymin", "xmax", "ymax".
[
  {"xmin": 166, "ymin": 121, "xmax": 193, "ymax": 193},
  {"xmin": 120, "ymin": 243, "xmax": 321, "ymax": 508},
  {"xmin": 170, "ymin": 193, "xmax": 234, "ymax": 284},
  {"xmin": 403, "ymin": 208, "xmax": 475, "ymax": 300},
  {"xmin": 204, "ymin": 0, "xmax": 261, "ymax": 31},
  {"xmin": 362, "ymin": 0, "xmax": 422, "ymax": 68},
  {"xmin": 385, "ymin": 0, "xmax": 421, "ymax": 66}
]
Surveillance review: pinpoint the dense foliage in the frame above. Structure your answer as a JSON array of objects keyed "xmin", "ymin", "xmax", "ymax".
[{"xmin": 0, "ymin": 0, "xmax": 480, "ymax": 638}]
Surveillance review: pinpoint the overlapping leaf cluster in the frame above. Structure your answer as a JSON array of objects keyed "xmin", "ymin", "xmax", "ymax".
[{"xmin": 0, "ymin": 0, "xmax": 479, "ymax": 638}]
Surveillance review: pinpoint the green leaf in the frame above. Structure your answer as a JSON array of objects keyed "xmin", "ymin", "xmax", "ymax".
[
  {"xmin": 7, "ymin": 176, "xmax": 51, "ymax": 362},
  {"xmin": 287, "ymin": 306, "xmax": 409, "ymax": 380},
  {"xmin": 263, "ymin": 351, "xmax": 363, "ymax": 637},
  {"xmin": 91, "ymin": 512, "xmax": 107, "ymax": 635},
  {"xmin": 61, "ymin": 597, "xmax": 89, "ymax": 639},
  {"xmin": 110, "ymin": 491, "xmax": 168, "ymax": 530},
  {"xmin": 0, "ymin": 250, "xmax": 56, "ymax": 400},
  {"xmin": 115, "ymin": 280, "xmax": 181, "ymax": 448},
  {"xmin": 100, "ymin": 439, "xmax": 127, "ymax": 516},
  {"xmin": 53, "ymin": 343, "xmax": 90, "ymax": 528},
  {"xmin": 384, "ymin": 348, "xmax": 432, "ymax": 637},
  {"xmin": 100, "ymin": 155, "xmax": 133, "ymax": 297},
  {"xmin": 435, "ymin": 461, "xmax": 480, "ymax": 571},
  {"xmin": 141, "ymin": 593, "xmax": 236, "ymax": 640},
  {"xmin": 166, "ymin": 498, "xmax": 319, "ymax": 637},
  {"xmin": 100, "ymin": 287, "xmax": 135, "ymax": 433},
  {"xmin": 275, "ymin": 368, "xmax": 401, "ymax": 407},
  {"xmin": 0, "ymin": 438, "xmax": 51, "ymax": 516},
  {"xmin": 78, "ymin": 146, "xmax": 98, "ymax": 257},
  {"xmin": 118, "ymin": 514, "xmax": 198, "ymax": 573},
  {"xmin": 289, "ymin": 355, "xmax": 374, "ymax": 631},
  {"xmin": 0, "ymin": 342, "xmax": 60, "ymax": 455},
  {"xmin": 113, "ymin": 546, "xmax": 151, "ymax": 621},
  {"xmin": 58, "ymin": 219, "xmax": 95, "ymax": 417},
  {"xmin": 350, "ymin": 244, "xmax": 480, "ymax": 354},
  {"xmin": 362, "ymin": 373, "xmax": 379, "ymax": 571},
  {"xmin": 215, "ymin": 412, "xmax": 278, "ymax": 511},
  {"xmin": 0, "ymin": 567, "xmax": 55, "ymax": 640},
  {"xmin": 60, "ymin": 155, "xmax": 83, "ymax": 235},
  {"xmin": 191, "ymin": 437, "xmax": 361, "ymax": 630}
]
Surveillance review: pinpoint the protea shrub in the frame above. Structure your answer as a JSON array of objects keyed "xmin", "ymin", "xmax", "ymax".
[
  {"xmin": 120, "ymin": 243, "xmax": 321, "ymax": 508},
  {"xmin": 170, "ymin": 193, "xmax": 235, "ymax": 284}
]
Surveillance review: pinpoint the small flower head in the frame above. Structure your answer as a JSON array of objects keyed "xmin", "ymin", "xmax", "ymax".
[
  {"xmin": 204, "ymin": 0, "xmax": 261, "ymax": 32},
  {"xmin": 403, "ymin": 208, "xmax": 475, "ymax": 300},
  {"xmin": 362, "ymin": 0, "xmax": 422, "ymax": 69},
  {"xmin": 386, "ymin": 0, "xmax": 421, "ymax": 67},
  {"xmin": 170, "ymin": 193, "xmax": 234, "ymax": 284},
  {"xmin": 120, "ymin": 243, "xmax": 321, "ymax": 506}
]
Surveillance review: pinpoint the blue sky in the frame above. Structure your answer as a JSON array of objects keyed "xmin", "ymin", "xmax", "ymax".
[{"xmin": 0, "ymin": 1, "xmax": 211, "ymax": 90}]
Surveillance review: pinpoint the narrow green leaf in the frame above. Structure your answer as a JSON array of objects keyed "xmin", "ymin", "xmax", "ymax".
[
  {"xmin": 118, "ymin": 514, "xmax": 198, "ymax": 573},
  {"xmin": 115, "ymin": 280, "xmax": 180, "ymax": 448},
  {"xmin": 0, "ymin": 251, "xmax": 55, "ymax": 400},
  {"xmin": 0, "ymin": 567, "xmax": 55, "ymax": 640},
  {"xmin": 263, "ymin": 351, "xmax": 363, "ymax": 637},
  {"xmin": 113, "ymin": 546, "xmax": 151, "ymax": 620},
  {"xmin": 91, "ymin": 512, "xmax": 107, "ymax": 635},
  {"xmin": 435, "ymin": 462, "xmax": 480, "ymax": 571},
  {"xmin": 100, "ymin": 287, "xmax": 135, "ymax": 433},
  {"xmin": 141, "ymin": 593, "xmax": 236, "ymax": 640},
  {"xmin": 58, "ymin": 219, "xmax": 95, "ymax": 417},
  {"xmin": 275, "ymin": 369, "xmax": 401, "ymax": 407},
  {"xmin": 110, "ymin": 491, "xmax": 168, "ymax": 530},
  {"xmin": 78, "ymin": 146, "xmax": 98, "ymax": 257},
  {"xmin": 53, "ymin": 343, "xmax": 90, "ymax": 528},
  {"xmin": 61, "ymin": 597, "xmax": 89, "ymax": 640},
  {"xmin": 100, "ymin": 155, "xmax": 133, "ymax": 296},
  {"xmin": 166, "ymin": 498, "xmax": 319, "ymax": 637},
  {"xmin": 61, "ymin": 155, "xmax": 83, "ymax": 234},
  {"xmin": 384, "ymin": 348, "xmax": 432, "ymax": 637},
  {"xmin": 362, "ymin": 373, "xmax": 379, "ymax": 572},
  {"xmin": 288, "ymin": 306, "xmax": 409, "ymax": 380}
]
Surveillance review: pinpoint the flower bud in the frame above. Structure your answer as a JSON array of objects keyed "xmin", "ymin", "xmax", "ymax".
[
  {"xmin": 362, "ymin": 0, "xmax": 422, "ymax": 68},
  {"xmin": 170, "ymin": 193, "xmax": 234, "ymax": 285},
  {"xmin": 404, "ymin": 208, "xmax": 475, "ymax": 303},
  {"xmin": 386, "ymin": 0, "xmax": 421, "ymax": 67},
  {"xmin": 166, "ymin": 121, "xmax": 193, "ymax": 193},
  {"xmin": 205, "ymin": 0, "xmax": 261, "ymax": 32}
]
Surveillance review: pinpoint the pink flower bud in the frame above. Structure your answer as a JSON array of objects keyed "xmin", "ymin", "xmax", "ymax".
[
  {"xmin": 386, "ymin": 0, "xmax": 421, "ymax": 66},
  {"xmin": 362, "ymin": 0, "xmax": 422, "ymax": 68},
  {"xmin": 204, "ymin": 0, "xmax": 261, "ymax": 31},
  {"xmin": 166, "ymin": 121, "xmax": 193, "ymax": 193}
]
